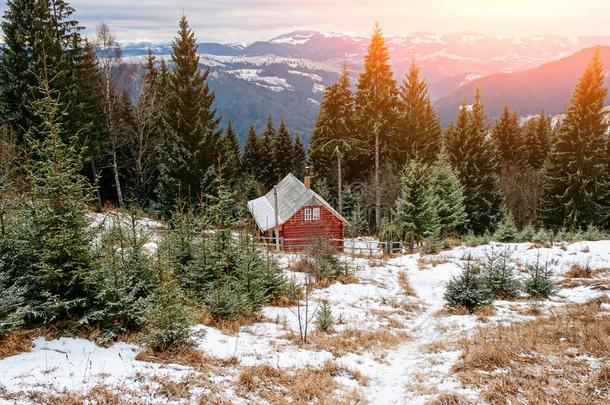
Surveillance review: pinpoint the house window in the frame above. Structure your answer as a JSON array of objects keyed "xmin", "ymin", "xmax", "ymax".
[
  {"xmin": 304, "ymin": 208, "xmax": 312, "ymax": 221},
  {"xmin": 313, "ymin": 207, "xmax": 321, "ymax": 220}
]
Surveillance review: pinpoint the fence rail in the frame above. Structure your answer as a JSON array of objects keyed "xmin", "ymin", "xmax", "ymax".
[{"xmin": 253, "ymin": 236, "xmax": 408, "ymax": 256}]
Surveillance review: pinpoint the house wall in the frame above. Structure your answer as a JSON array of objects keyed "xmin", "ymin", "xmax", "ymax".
[{"xmin": 280, "ymin": 204, "xmax": 344, "ymax": 251}]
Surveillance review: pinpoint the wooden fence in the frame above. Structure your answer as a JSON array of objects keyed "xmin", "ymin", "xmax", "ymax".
[{"xmin": 253, "ymin": 236, "xmax": 407, "ymax": 256}]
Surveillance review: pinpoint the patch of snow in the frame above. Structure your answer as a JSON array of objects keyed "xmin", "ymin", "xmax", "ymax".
[
  {"xmin": 226, "ymin": 68, "xmax": 293, "ymax": 92},
  {"xmin": 287, "ymin": 70, "xmax": 322, "ymax": 81},
  {"xmin": 312, "ymin": 83, "xmax": 326, "ymax": 93}
]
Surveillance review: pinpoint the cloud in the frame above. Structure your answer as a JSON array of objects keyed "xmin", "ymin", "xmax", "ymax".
[{"xmin": 1, "ymin": 0, "xmax": 609, "ymax": 43}]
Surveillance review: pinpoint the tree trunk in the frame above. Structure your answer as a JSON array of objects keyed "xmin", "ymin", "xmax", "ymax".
[
  {"xmin": 112, "ymin": 148, "xmax": 123, "ymax": 208},
  {"xmin": 375, "ymin": 130, "xmax": 381, "ymax": 229},
  {"xmin": 337, "ymin": 153, "xmax": 343, "ymax": 214}
]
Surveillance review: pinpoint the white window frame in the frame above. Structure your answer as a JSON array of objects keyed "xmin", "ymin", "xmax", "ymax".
[
  {"xmin": 312, "ymin": 207, "xmax": 321, "ymax": 220},
  {"xmin": 304, "ymin": 208, "xmax": 312, "ymax": 221}
]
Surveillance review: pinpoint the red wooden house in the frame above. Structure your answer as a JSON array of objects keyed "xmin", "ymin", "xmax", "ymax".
[{"xmin": 247, "ymin": 173, "xmax": 348, "ymax": 251}]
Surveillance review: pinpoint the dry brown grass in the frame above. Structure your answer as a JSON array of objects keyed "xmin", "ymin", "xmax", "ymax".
[
  {"xmin": 0, "ymin": 330, "xmax": 35, "ymax": 359},
  {"xmin": 398, "ymin": 271, "xmax": 417, "ymax": 296},
  {"xmin": 197, "ymin": 310, "xmax": 262, "ymax": 335},
  {"xmin": 136, "ymin": 343, "xmax": 222, "ymax": 373},
  {"xmin": 434, "ymin": 306, "xmax": 470, "ymax": 317},
  {"xmin": 453, "ymin": 298, "xmax": 610, "ymax": 404},
  {"xmin": 426, "ymin": 392, "xmax": 475, "ymax": 405},
  {"xmin": 417, "ymin": 256, "xmax": 451, "ymax": 270},
  {"xmin": 236, "ymin": 361, "xmax": 365, "ymax": 404},
  {"xmin": 291, "ymin": 328, "xmax": 409, "ymax": 356},
  {"xmin": 565, "ymin": 264, "xmax": 595, "ymax": 278}
]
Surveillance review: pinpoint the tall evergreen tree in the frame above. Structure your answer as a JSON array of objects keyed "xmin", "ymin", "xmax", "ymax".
[
  {"xmin": 292, "ymin": 133, "xmax": 306, "ymax": 180},
  {"xmin": 445, "ymin": 91, "xmax": 502, "ymax": 234},
  {"xmin": 492, "ymin": 106, "xmax": 522, "ymax": 169},
  {"xmin": 259, "ymin": 115, "xmax": 276, "ymax": 189},
  {"xmin": 20, "ymin": 76, "xmax": 94, "ymax": 322},
  {"xmin": 310, "ymin": 67, "xmax": 358, "ymax": 213},
  {"xmin": 430, "ymin": 151, "xmax": 468, "ymax": 236},
  {"xmin": 542, "ymin": 51, "xmax": 610, "ymax": 229},
  {"xmin": 395, "ymin": 160, "xmax": 438, "ymax": 244},
  {"xmin": 162, "ymin": 15, "xmax": 220, "ymax": 202},
  {"xmin": 395, "ymin": 62, "xmax": 442, "ymax": 164},
  {"xmin": 273, "ymin": 120, "xmax": 294, "ymax": 181},
  {"xmin": 242, "ymin": 124, "xmax": 261, "ymax": 177},
  {"xmin": 523, "ymin": 111, "xmax": 551, "ymax": 170},
  {"xmin": 220, "ymin": 121, "xmax": 241, "ymax": 188},
  {"xmin": 354, "ymin": 23, "xmax": 399, "ymax": 229},
  {"xmin": 0, "ymin": 0, "xmax": 89, "ymax": 146}
]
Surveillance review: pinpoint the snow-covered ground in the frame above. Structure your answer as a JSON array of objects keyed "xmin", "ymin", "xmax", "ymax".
[{"xmin": 1, "ymin": 240, "xmax": 609, "ymax": 404}]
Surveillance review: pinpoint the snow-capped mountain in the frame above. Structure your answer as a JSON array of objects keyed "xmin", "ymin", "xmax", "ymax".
[{"xmin": 116, "ymin": 31, "xmax": 610, "ymax": 143}]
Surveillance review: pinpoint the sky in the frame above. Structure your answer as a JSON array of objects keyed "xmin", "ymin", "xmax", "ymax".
[{"xmin": 2, "ymin": 0, "xmax": 610, "ymax": 43}]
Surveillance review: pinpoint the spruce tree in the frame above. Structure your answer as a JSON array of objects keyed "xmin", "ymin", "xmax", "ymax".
[
  {"xmin": 220, "ymin": 121, "xmax": 242, "ymax": 188},
  {"xmin": 242, "ymin": 124, "xmax": 261, "ymax": 176},
  {"xmin": 354, "ymin": 23, "xmax": 399, "ymax": 228},
  {"xmin": 395, "ymin": 160, "xmax": 438, "ymax": 244},
  {"xmin": 492, "ymin": 106, "xmax": 522, "ymax": 169},
  {"xmin": 310, "ymin": 67, "xmax": 358, "ymax": 213},
  {"xmin": 163, "ymin": 15, "xmax": 220, "ymax": 202},
  {"xmin": 523, "ymin": 111, "xmax": 551, "ymax": 170},
  {"xmin": 21, "ymin": 77, "xmax": 94, "ymax": 322},
  {"xmin": 429, "ymin": 151, "xmax": 468, "ymax": 236},
  {"xmin": 395, "ymin": 62, "xmax": 442, "ymax": 164},
  {"xmin": 446, "ymin": 92, "xmax": 503, "ymax": 234},
  {"xmin": 542, "ymin": 51, "xmax": 610, "ymax": 229},
  {"xmin": 273, "ymin": 120, "xmax": 294, "ymax": 181},
  {"xmin": 259, "ymin": 115, "xmax": 276, "ymax": 189},
  {"xmin": 0, "ymin": 0, "xmax": 87, "ymax": 146},
  {"xmin": 292, "ymin": 133, "xmax": 307, "ymax": 180}
]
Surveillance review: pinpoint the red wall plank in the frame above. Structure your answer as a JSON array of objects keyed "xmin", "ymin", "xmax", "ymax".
[{"xmin": 280, "ymin": 204, "xmax": 344, "ymax": 250}]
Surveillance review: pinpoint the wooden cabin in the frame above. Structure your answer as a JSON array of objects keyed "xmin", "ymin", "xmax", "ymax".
[{"xmin": 247, "ymin": 173, "xmax": 348, "ymax": 251}]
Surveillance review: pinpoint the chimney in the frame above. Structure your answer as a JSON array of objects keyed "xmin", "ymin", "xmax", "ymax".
[{"xmin": 304, "ymin": 166, "xmax": 312, "ymax": 189}]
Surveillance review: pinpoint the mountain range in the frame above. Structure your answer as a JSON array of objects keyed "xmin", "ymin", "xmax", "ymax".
[{"xmin": 116, "ymin": 31, "xmax": 610, "ymax": 144}]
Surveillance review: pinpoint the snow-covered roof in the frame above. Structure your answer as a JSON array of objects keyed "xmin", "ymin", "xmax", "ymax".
[{"xmin": 247, "ymin": 173, "xmax": 348, "ymax": 232}]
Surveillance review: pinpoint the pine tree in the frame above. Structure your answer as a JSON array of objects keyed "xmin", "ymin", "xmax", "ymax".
[
  {"xmin": 444, "ymin": 259, "xmax": 492, "ymax": 313},
  {"xmin": 292, "ymin": 133, "xmax": 307, "ymax": 180},
  {"xmin": 315, "ymin": 300, "xmax": 334, "ymax": 333},
  {"xmin": 220, "ymin": 121, "xmax": 242, "ymax": 188},
  {"xmin": 445, "ymin": 92, "xmax": 503, "ymax": 234},
  {"xmin": 242, "ymin": 124, "xmax": 261, "ymax": 177},
  {"xmin": 21, "ymin": 76, "xmax": 94, "ymax": 322},
  {"xmin": 310, "ymin": 67, "xmax": 358, "ymax": 213},
  {"xmin": 86, "ymin": 210, "xmax": 156, "ymax": 344},
  {"xmin": 163, "ymin": 15, "xmax": 220, "ymax": 202},
  {"xmin": 524, "ymin": 111, "xmax": 551, "ymax": 170},
  {"xmin": 259, "ymin": 116, "xmax": 276, "ymax": 189},
  {"xmin": 354, "ymin": 23, "xmax": 399, "ymax": 228},
  {"xmin": 492, "ymin": 106, "xmax": 522, "ymax": 169},
  {"xmin": 542, "ymin": 51, "xmax": 610, "ymax": 229},
  {"xmin": 395, "ymin": 160, "xmax": 438, "ymax": 244},
  {"xmin": 142, "ymin": 262, "xmax": 196, "ymax": 352},
  {"xmin": 395, "ymin": 62, "xmax": 442, "ymax": 164},
  {"xmin": 481, "ymin": 246, "xmax": 520, "ymax": 299},
  {"xmin": 429, "ymin": 151, "xmax": 468, "ymax": 236},
  {"xmin": 493, "ymin": 211, "xmax": 519, "ymax": 242},
  {"xmin": 273, "ymin": 120, "xmax": 294, "ymax": 181},
  {"xmin": 0, "ymin": 0, "xmax": 87, "ymax": 146}
]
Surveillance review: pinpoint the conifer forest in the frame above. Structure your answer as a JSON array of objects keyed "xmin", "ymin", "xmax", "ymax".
[{"xmin": 0, "ymin": 1, "xmax": 609, "ymax": 404}]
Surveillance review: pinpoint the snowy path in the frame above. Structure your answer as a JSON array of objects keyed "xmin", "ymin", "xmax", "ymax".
[{"xmin": 355, "ymin": 258, "xmax": 460, "ymax": 404}]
